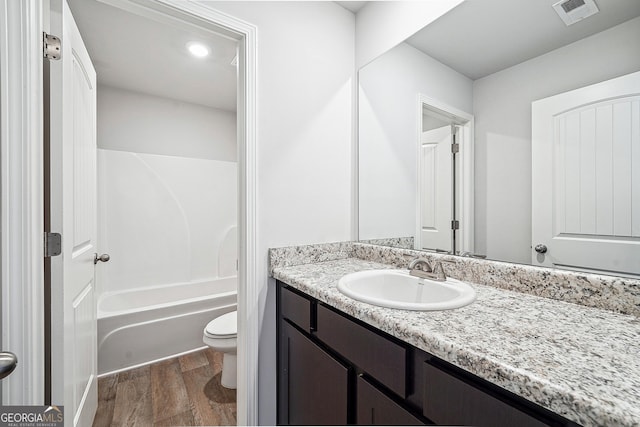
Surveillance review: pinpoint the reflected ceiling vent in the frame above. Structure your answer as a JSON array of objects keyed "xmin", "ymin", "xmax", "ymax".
[{"xmin": 553, "ymin": 0, "xmax": 599, "ymax": 26}]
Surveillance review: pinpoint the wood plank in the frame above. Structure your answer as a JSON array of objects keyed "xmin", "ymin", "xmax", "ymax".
[
  {"xmin": 179, "ymin": 350, "xmax": 209, "ymax": 373},
  {"xmin": 92, "ymin": 374, "xmax": 118, "ymax": 427},
  {"xmin": 112, "ymin": 372, "xmax": 153, "ymax": 427},
  {"xmin": 205, "ymin": 351, "xmax": 236, "ymax": 423},
  {"xmin": 183, "ymin": 354, "xmax": 237, "ymax": 426},
  {"xmin": 204, "ymin": 348, "xmax": 224, "ymax": 374},
  {"xmin": 150, "ymin": 358, "xmax": 191, "ymax": 422},
  {"xmin": 154, "ymin": 410, "xmax": 196, "ymax": 427},
  {"xmin": 95, "ymin": 349, "xmax": 236, "ymax": 426},
  {"xmin": 118, "ymin": 364, "xmax": 149, "ymax": 382}
]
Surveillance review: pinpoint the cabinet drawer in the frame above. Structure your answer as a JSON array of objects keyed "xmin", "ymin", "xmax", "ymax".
[
  {"xmin": 280, "ymin": 285, "xmax": 312, "ymax": 332},
  {"xmin": 316, "ymin": 304, "xmax": 407, "ymax": 397},
  {"xmin": 423, "ymin": 362, "xmax": 557, "ymax": 427},
  {"xmin": 357, "ymin": 376, "xmax": 424, "ymax": 425}
]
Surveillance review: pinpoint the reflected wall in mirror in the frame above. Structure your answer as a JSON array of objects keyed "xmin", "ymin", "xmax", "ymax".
[{"xmin": 358, "ymin": 0, "xmax": 640, "ymax": 277}]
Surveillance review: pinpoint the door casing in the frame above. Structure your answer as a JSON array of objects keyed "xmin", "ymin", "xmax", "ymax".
[
  {"xmin": 0, "ymin": 1, "xmax": 258, "ymax": 424},
  {"xmin": 416, "ymin": 94, "xmax": 474, "ymax": 254},
  {"xmin": 0, "ymin": 0, "xmax": 46, "ymax": 405}
]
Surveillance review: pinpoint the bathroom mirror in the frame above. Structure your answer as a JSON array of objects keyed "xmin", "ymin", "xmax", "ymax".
[{"xmin": 358, "ymin": 0, "xmax": 640, "ymax": 277}]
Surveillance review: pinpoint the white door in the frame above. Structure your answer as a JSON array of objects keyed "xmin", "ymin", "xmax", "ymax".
[
  {"xmin": 49, "ymin": 0, "xmax": 98, "ymax": 425},
  {"xmin": 420, "ymin": 125, "xmax": 452, "ymax": 252},
  {"xmin": 532, "ymin": 71, "xmax": 640, "ymax": 277}
]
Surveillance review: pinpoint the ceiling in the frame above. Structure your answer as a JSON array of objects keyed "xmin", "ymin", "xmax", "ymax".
[
  {"xmin": 68, "ymin": 0, "xmax": 238, "ymax": 111},
  {"xmin": 335, "ymin": 1, "xmax": 368, "ymax": 14},
  {"xmin": 406, "ymin": 0, "xmax": 640, "ymax": 80},
  {"xmin": 67, "ymin": 0, "xmax": 640, "ymax": 107}
]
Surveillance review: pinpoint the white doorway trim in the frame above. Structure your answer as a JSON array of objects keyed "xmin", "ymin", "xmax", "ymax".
[
  {"xmin": 0, "ymin": 0, "xmax": 46, "ymax": 404},
  {"xmin": 0, "ymin": 1, "xmax": 258, "ymax": 423},
  {"xmin": 97, "ymin": 1, "xmax": 258, "ymax": 424},
  {"xmin": 416, "ymin": 94, "xmax": 474, "ymax": 254}
]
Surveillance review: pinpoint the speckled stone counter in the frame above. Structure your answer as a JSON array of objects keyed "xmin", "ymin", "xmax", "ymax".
[
  {"xmin": 271, "ymin": 257, "xmax": 640, "ymax": 427},
  {"xmin": 270, "ymin": 241, "xmax": 640, "ymax": 317}
]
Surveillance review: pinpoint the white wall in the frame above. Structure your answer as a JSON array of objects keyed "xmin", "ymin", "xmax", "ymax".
[
  {"xmin": 97, "ymin": 150, "xmax": 237, "ymax": 294},
  {"xmin": 196, "ymin": 2, "xmax": 355, "ymax": 424},
  {"xmin": 355, "ymin": 0, "xmax": 463, "ymax": 69},
  {"xmin": 97, "ymin": 85, "xmax": 236, "ymax": 161},
  {"xmin": 97, "ymin": 86, "xmax": 238, "ymax": 295},
  {"xmin": 473, "ymin": 17, "xmax": 640, "ymax": 264},
  {"xmin": 359, "ymin": 42, "xmax": 473, "ymax": 240}
]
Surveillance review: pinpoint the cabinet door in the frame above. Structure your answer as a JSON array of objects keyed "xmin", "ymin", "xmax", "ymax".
[
  {"xmin": 357, "ymin": 376, "xmax": 424, "ymax": 425},
  {"xmin": 423, "ymin": 362, "xmax": 559, "ymax": 427},
  {"xmin": 280, "ymin": 322, "xmax": 349, "ymax": 425}
]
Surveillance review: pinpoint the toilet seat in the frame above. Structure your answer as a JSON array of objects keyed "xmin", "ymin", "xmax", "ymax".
[{"xmin": 205, "ymin": 310, "xmax": 237, "ymax": 339}]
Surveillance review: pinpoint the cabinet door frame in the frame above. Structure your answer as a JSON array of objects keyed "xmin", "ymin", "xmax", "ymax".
[{"xmin": 278, "ymin": 321, "xmax": 350, "ymax": 425}]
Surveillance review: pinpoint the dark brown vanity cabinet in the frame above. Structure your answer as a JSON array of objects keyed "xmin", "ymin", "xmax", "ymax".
[
  {"xmin": 279, "ymin": 321, "xmax": 349, "ymax": 425},
  {"xmin": 356, "ymin": 375, "xmax": 424, "ymax": 425},
  {"xmin": 422, "ymin": 361, "xmax": 564, "ymax": 427},
  {"xmin": 276, "ymin": 281, "xmax": 580, "ymax": 427}
]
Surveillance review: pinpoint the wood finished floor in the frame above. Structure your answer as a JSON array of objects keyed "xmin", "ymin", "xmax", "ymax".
[{"xmin": 93, "ymin": 348, "xmax": 237, "ymax": 427}]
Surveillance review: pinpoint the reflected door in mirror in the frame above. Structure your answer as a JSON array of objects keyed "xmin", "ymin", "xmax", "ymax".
[
  {"xmin": 420, "ymin": 125, "xmax": 453, "ymax": 252},
  {"xmin": 532, "ymin": 71, "xmax": 640, "ymax": 277}
]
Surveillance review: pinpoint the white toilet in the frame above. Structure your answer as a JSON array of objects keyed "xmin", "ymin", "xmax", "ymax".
[{"xmin": 203, "ymin": 310, "xmax": 237, "ymax": 389}]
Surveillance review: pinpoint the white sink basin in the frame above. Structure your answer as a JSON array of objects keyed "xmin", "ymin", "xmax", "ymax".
[{"xmin": 337, "ymin": 269, "xmax": 476, "ymax": 311}]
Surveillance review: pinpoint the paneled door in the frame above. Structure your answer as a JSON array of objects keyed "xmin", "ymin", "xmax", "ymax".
[
  {"xmin": 532, "ymin": 71, "xmax": 640, "ymax": 277},
  {"xmin": 49, "ymin": 0, "xmax": 98, "ymax": 424},
  {"xmin": 420, "ymin": 125, "xmax": 453, "ymax": 252}
]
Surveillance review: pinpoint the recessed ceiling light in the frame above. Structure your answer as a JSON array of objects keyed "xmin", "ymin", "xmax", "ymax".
[{"xmin": 187, "ymin": 42, "xmax": 209, "ymax": 58}]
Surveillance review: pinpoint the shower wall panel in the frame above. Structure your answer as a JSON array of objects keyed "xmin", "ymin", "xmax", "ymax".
[{"xmin": 97, "ymin": 149, "xmax": 237, "ymax": 295}]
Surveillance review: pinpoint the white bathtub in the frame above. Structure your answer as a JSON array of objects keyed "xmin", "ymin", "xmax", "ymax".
[{"xmin": 97, "ymin": 277, "xmax": 237, "ymax": 375}]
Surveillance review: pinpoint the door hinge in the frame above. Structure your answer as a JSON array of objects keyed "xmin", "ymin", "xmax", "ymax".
[
  {"xmin": 44, "ymin": 232, "xmax": 62, "ymax": 257},
  {"xmin": 43, "ymin": 32, "xmax": 61, "ymax": 60},
  {"xmin": 451, "ymin": 220, "xmax": 460, "ymax": 230},
  {"xmin": 451, "ymin": 143, "xmax": 459, "ymax": 154}
]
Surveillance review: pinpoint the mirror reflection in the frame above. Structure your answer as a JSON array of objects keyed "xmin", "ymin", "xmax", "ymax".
[{"xmin": 358, "ymin": 0, "xmax": 640, "ymax": 277}]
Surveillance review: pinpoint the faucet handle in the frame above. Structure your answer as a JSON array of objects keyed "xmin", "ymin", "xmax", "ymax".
[
  {"xmin": 408, "ymin": 258, "xmax": 432, "ymax": 271},
  {"xmin": 431, "ymin": 259, "xmax": 455, "ymax": 280}
]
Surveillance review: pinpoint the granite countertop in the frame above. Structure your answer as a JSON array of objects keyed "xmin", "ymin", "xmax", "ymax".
[{"xmin": 272, "ymin": 257, "xmax": 640, "ymax": 427}]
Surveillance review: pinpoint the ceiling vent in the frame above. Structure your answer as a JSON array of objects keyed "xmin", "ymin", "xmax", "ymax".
[{"xmin": 553, "ymin": 0, "xmax": 599, "ymax": 26}]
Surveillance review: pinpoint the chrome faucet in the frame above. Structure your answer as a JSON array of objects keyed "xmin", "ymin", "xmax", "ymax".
[{"xmin": 408, "ymin": 258, "xmax": 453, "ymax": 281}]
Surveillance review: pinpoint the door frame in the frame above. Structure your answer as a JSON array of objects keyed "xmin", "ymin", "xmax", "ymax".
[
  {"xmin": 416, "ymin": 94, "xmax": 474, "ymax": 254},
  {"xmin": 95, "ymin": 3, "xmax": 258, "ymax": 423},
  {"xmin": 0, "ymin": 0, "xmax": 46, "ymax": 404},
  {"xmin": 0, "ymin": 0, "xmax": 258, "ymax": 423}
]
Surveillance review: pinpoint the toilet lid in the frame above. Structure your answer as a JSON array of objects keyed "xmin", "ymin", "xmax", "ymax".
[{"xmin": 205, "ymin": 310, "xmax": 237, "ymax": 338}]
